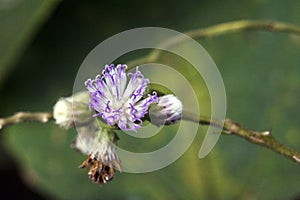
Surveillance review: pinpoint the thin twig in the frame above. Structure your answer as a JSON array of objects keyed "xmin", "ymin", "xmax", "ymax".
[
  {"xmin": 128, "ymin": 20, "xmax": 300, "ymax": 68},
  {"xmin": 182, "ymin": 111, "xmax": 300, "ymax": 165},
  {"xmin": 0, "ymin": 112, "xmax": 53, "ymax": 129}
]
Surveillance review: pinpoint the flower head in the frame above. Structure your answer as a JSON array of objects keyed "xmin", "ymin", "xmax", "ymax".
[
  {"xmin": 74, "ymin": 127, "xmax": 121, "ymax": 185},
  {"xmin": 150, "ymin": 94, "xmax": 183, "ymax": 126},
  {"xmin": 85, "ymin": 64, "xmax": 157, "ymax": 132},
  {"xmin": 53, "ymin": 91, "xmax": 91, "ymax": 129}
]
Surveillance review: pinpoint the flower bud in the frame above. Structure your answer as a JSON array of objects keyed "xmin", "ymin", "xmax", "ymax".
[
  {"xmin": 53, "ymin": 91, "xmax": 92, "ymax": 129},
  {"xmin": 149, "ymin": 94, "xmax": 183, "ymax": 126}
]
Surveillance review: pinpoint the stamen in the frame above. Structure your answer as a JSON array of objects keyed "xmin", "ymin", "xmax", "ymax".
[{"xmin": 105, "ymin": 101, "xmax": 111, "ymax": 112}]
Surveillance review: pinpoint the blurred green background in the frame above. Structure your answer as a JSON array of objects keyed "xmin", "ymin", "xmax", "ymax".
[{"xmin": 1, "ymin": 0, "xmax": 300, "ymax": 199}]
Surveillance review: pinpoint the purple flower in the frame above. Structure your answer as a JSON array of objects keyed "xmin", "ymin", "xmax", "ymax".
[{"xmin": 85, "ymin": 64, "xmax": 157, "ymax": 132}]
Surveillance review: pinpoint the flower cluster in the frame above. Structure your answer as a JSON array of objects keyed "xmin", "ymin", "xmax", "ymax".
[{"xmin": 53, "ymin": 64, "xmax": 183, "ymax": 186}]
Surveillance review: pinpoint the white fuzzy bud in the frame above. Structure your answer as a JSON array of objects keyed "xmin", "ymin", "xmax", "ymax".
[
  {"xmin": 149, "ymin": 94, "xmax": 183, "ymax": 126},
  {"xmin": 53, "ymin": 91, "xmax": 91, "ymax": 129}
]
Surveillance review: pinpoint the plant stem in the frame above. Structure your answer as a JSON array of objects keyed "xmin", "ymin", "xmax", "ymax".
[
  {"xmin": 182, "ymin": 111, "xmax": 300, "ymax": 165},
  {"xmin": 0, "ymin": 112, "xmax": 53, "ymax": 129},
  {"xmin": 0, "ymin": 111, "xmax": 299, "ymax": 165},
  {"xmin": 128, "ymin": 20, "xmax": 300, "ymax": 68}
]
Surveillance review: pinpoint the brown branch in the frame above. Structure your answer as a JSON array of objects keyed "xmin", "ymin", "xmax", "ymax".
[
  {"xmin": 0, "ymin": 112, "xmax": 53, "ymax": 129},
  {"xmin": 182, "ymin": 111, "xmax": 300, "ymax": 165}
]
